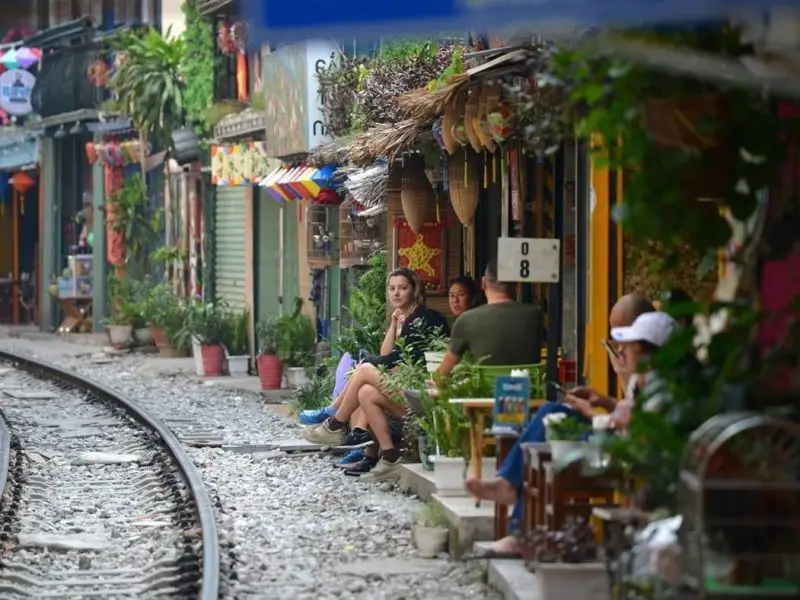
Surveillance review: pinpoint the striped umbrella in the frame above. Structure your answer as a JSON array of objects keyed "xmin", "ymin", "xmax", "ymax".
[
  {"xmin": 0, "ymin": 49, "xmax": 18, "ymax": 70},
  {"xmin": 14, "ymin": 47, "xmax": 41, "ymax": 69}
]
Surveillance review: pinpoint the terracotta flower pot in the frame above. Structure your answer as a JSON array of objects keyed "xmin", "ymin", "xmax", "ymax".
[
  {"xmin": 150, "ymin": 327, "xmax": 169, "ymax": 348},
  {"xmin": 257, "ymin": 354, "xmax": 282, "ymax": 390},
  {"xmin": 200, "ymin": 344, "xmax": 225, "ymax": 377}
]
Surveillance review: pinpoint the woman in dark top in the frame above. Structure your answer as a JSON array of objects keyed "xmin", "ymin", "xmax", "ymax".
[{"xmin": 302, "ymin": 268, "xmax": 449, "ymax": 478}]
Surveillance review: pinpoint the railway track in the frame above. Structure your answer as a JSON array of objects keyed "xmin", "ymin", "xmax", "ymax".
[{"xmin": 0, "ymin": 350, "xmax": 220, "ymax": 599}]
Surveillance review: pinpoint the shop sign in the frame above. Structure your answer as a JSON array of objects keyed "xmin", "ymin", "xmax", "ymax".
[
  {"xmin": 497, "ymin": 237, "xmax": 560, "ymax": 283},
  {"xmin": 0, "ymin": 69, "xmax": 36, "ymax": 116},
  {"xmin": 211, "ymin": 142, "xmax": 270, "ymax": 186},
  {"xmin": 306, "ymin": 40, "xmax": 337, "ymax": 151},
  {"xmin": 244, "ymin": 0, "xmax": 737, "ymax": 43}
]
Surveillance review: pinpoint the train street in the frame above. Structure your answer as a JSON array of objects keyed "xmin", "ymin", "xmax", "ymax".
[{"xmin": 0, "ymin": 335, "xmax": 495, "ymax": 600}]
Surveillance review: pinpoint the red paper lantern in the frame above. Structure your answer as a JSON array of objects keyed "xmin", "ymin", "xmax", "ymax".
[
  {"xmin": 315, "ymin": 189, "xmax": 342, "ymax": 206},
  {"xmin": 10, "ymin": 172, "xmax": 34, "ymax": 194}
]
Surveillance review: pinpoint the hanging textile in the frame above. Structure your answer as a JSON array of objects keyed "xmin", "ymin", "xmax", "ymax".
[{"xmin": 105, "ymin": 166, "xmax": 125, "ymax": 268}]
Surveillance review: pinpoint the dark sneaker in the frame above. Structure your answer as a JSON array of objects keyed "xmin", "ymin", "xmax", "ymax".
[
  {"xmin": 337, "ymin": 428, "xmax": 374, "ymax": 450},
  {"xmin": 343, "ymin": 457, "xmax": 378, "ymax": 477},
  {"xmin": 333, "ymin": 449, "xmax": 365, "ymax": 469}
]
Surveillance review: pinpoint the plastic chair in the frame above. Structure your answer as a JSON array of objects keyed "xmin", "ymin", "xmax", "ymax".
[{"xmin": 476, "ymin": 362, "xmax": 546, "ymax": 398}]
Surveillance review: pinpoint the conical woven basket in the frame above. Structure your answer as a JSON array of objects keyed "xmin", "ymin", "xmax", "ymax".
[
  {"xmin": 464, "ymin": 90, "xmax": 482, "ymax": 154},
  {"xmin": 442, "ymin": 92, "xmax": 466, "ymax": 155},
  {"xmin": 400, "ymin": 158, "xmax": 434, "ymax": 234},
  {"xmin": 476, "ymin": 84, "xmax": 497, "ymax": 153},
  {"xmin": 448, "ymin": 149, "xmax": 479, "ymax": 228}
]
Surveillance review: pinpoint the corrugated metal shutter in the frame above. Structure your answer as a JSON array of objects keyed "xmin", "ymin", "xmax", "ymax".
[{"xmin": 214, "ymin": 186, "xmax": 247, "ymax": 313}]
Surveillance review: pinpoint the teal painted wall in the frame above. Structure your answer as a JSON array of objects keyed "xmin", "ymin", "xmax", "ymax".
[
  {"xmin": 254, "ymin": 189, "xmax": 281, "ymax": 323},
  {"xmin": 282, "ymin": 200, "xmax": 300, "ymax": 311}
]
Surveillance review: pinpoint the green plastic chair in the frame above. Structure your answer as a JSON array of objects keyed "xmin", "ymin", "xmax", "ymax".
[{"xmin": 477, "ymin": 362, "xmax": 546, "ymax": 398}]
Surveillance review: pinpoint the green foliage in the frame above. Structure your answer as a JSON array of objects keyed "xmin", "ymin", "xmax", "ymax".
[
  {"xmin": 336, "ymin": 253, "xmax": 387, "ymax": 357},
  {"xmin": 426, "ymin": 45, "xmax": 465, "ymax": 91},
  {"xmin": 544, "ymin": 413, "xmax": 591, "ymax": 441},
  {"xmin": 199, "ymin": 101, "xmax": 244, "ymax": 127},
  {"xmin": 181, "ymin": 1, "xmax": 217, "ymax": 137},
  {"xmin": 106, "ymin": 275, "xmax": 153, "ymax": 328},
  {"xmin": 227, "ymin": 309, "xmax": 250, "ymax": 355},
  {"xmin": 178, "ymin": 299, "xmax": 231, "ymax": 346},
  {"xmin": 287, "ymin": 371, "xmax": 335, "ymax": 418},
  {"xmin": 414, "ymin": 501, "xmax": 448, "ymax": 528},
  {"xmin": 110, "ymin": 26, "xmax": 185, "ymax": 150},
  {"xmin": 275, "ymin": 298, "xmax": 317, "ymax": 367},
  {"xmin": 256, "ymin": 316, "xmax": 281, "ymax": 356},
  {"xmin": 106, "ymin": 174, "xmax": 161, "ymax": 277}
]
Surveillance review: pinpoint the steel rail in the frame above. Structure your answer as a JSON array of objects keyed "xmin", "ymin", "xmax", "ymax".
[
  {"xmin": 0, "ymin": 393, "xmax": 10, "ymax": 506},
  {"xmin": 0, "ymin": 350, "xmax": 220, "ymax": 600}
]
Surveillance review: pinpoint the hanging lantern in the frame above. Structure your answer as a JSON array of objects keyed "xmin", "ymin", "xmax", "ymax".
[{"xmin": 10, "ymin": 171, "xmax": 34, "ymax": 194}]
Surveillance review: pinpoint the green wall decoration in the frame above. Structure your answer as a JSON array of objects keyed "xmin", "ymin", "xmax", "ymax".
[{"xmin": 181, "ymin": 1, "xmax": 217, "ymax": 138}]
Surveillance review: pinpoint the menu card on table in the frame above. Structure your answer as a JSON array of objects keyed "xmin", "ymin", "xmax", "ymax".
[{"xmin": 491, "ymin": 376, "xmax": 530, "ymax": 435}]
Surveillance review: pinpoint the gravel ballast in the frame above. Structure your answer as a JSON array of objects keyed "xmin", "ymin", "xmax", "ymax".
[{"xmin": 0, "ymin": 340, "xmax": 498, "ymax": 600}]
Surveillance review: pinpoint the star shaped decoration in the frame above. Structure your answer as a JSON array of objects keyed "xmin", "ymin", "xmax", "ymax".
[{"xmin": 398, "ymin": 234, "xmax": 440, "ymax": 277}]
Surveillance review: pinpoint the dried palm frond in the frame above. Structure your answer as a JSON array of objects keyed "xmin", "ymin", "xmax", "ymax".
[
  {"xmin": 397, "ymin": 74, "xmax": 470, "ymax": 123},
  {"xmin": 309, "ymin": 136, "xmax": 356, "ymax": 166},
  {"xmin": 347, "ymin": 120, "xmax": 427, "ymax": 166},
  {"xmin": 344, "ymin": 163, "xmax": 389, "ymax": 208}
]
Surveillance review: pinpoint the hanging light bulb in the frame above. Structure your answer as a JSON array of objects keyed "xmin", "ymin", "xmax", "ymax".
[
  {"xmin": 70, "ymin": 121, "xmax": 86, "ymax": 135},
  {"xmin": 53, "ymin": 126, "xmax": 67, "ymax": 139}
]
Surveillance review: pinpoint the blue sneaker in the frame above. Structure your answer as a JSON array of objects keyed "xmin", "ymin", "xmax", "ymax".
[
  {"xmin": 299, "ymin": 405, "xmax": 335, "ymax": 426},
  {"xmin": 334, "ymin": 449, "xmax": 365, "ymax": 469}
]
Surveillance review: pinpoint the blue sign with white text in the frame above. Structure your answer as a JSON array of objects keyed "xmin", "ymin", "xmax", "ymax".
[
  {"xmin": 492, "ymin": 376, "xmax": 530, "ymax": 436},
  {"xmin": 244, "ymin": 0, "xmax": 798, "ymax": 44}
]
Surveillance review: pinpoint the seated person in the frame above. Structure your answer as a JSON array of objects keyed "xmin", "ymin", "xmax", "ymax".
[
  {"xmin": 298, "ymin": 275, "xmax": 479, "ymax": 429},
  {"xmin": 302, "ymin": 268, "xmax": 450, "ymax": 480},
  {"xmin": 448, "ymin": 275, "xmax": 482, "ymax": 318},
  {"xmin": 466, "ymin": 293, "xmax": 658, "ymax": 557},
  {"xmin": 437, "ymin": 259, "xmax": 542, "ymax": 376}
]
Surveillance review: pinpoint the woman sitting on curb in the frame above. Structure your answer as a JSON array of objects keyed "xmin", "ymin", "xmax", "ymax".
[{"xmin": 302, "ymin": 268, "xmax": 450, "ymax": 481}]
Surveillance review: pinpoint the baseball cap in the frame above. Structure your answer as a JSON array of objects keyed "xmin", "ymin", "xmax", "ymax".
[{"xmin": 610, "ymin": 312, "xmax": 678, "ymax": 347}]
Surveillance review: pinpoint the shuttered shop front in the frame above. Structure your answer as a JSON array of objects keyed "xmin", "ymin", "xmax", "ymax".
[{"xmin": 213, "ymin": 187, "xmax": 248, "ymax": 313}]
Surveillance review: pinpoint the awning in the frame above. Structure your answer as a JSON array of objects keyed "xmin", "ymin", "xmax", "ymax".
[
  {"xmin": 0, "ymin": 138, "xmax": 38, "ymax": 171},
  {"xmin": 258, "ymin": 163, "xmax": 337, "ymax": 203},
  {"xmin": 211, "ymin": 141, "xmax": 271, "ymax": 186}
]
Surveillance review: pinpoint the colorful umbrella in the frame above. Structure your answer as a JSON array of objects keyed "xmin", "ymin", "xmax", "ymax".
[
  {"xmin": 0, "ymin": 49, "xmax": 18, "ymax": 70},
  {"xmin": 14, "ymin": 47, "xmax": 40, "ymax": 69}
]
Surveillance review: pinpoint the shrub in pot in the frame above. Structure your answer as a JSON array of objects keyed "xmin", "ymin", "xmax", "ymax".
[
  {"xmin": 104, "ymin": 312, "xmax": 134, "ymax": 348},
  {"xmin": 412, "ymin": 502, "xmax": 450, "ymax": 558},
  {"xmin": 226, "ymin": 308, "xmax": 251, "ymax": 377},
  {"xmin": 143, "ymin": 284, "xmax": 184, "ymax": 355},
  {"xmin": 277, "ymin": 298, "xmax": 317, "ymax": 388},
  {"xmin": 544, "ymin": 412, "xmax": 592, "ymax": 462},
  {"xmin": 525, "ymin": 517, "xmax": 608, "ymax": 600},
  {"xmin": 256, "ymin": 316, "xmax": 283, "ymax": 390},
  {"xmin": 179, "ymin": 300, "xmax": 231, "ymax": 377}
]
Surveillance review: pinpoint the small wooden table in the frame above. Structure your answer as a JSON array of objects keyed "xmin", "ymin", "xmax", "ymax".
[{"xmin": 449, "ymin": 398, "xmax": 546, "ymax": 506}]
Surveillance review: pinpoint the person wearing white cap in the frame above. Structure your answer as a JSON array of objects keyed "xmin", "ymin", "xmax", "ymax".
[{"xmin": 589, "ymin": 311, "xmax": 677, "ymax": 428}]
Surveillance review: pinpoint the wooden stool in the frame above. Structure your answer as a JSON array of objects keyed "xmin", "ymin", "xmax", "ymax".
[
  {"xmin": 544, "ymin": 461, "xmax": 618, "ymax": 531},
  {"xmin": 493, "ymin": 434, "xmax": 518, "ymax": 539},
  {"xmin": 521, "ymin": 443, "xmax": 552, "ymax": 541}
]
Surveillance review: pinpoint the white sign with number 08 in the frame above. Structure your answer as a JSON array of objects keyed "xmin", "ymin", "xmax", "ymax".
[{"xmin": 496, "ymin": 237, "xmax": 560, "ymax": 283}]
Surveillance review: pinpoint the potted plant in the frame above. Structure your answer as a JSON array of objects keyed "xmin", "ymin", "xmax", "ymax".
[
  {"xmin": 412, "ymin": 501, "xmax": 450, "ymax": 558},
  {"xmin": 226, "ymin": 308, "xmax": 251, "ymax": 377},
  {"xmin": 544, "ymin": 412, "xmax": 592, "ymax": 462},
  {"xmin": 526, "ymin": 517, "xmax": 608, "ymax": 600},
  {"xmin": 179, "ymin": 300, "xmax": 230, "ymax": 377},
  {"xmin": 424, "ymin": 337, "xmax": 449, "ymax": 374},
  {"xmin": 420, "ymin": 360, "xmax": 494, "ymax": 493},
  {"xmin": 277, "ymin": 298, "xmax": 317, "ymax": 388},
  {"xmin": 105, "ymin": 312, "xmax": 134, "ymax": 348},
  {"xmin": 256, "ymin": 316, "xmax": 283, "ymax": 390},
  {"xmin": 146, "ymin": 287, "xmax": 187, "ymax": 357}
]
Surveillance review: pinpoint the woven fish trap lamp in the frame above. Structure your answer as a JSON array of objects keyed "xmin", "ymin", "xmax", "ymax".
[
  {"xmin": 400, "ymin": 157, "xmax": 435, "ymax": 234},
  {"xmin": 447, "ymin": 149, "xmax": 479, "ymax": 228}
]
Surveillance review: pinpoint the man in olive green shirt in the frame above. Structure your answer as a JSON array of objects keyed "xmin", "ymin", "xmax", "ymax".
[{"xmin": 437, "ymin": 259, "xmax": 542, "ymax": 376}]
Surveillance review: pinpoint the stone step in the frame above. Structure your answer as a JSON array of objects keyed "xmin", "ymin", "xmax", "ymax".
[
  {"xmin": 487, "ymin": 558, "xmax": 538, "ymax": 600},
  {"xmin": 431, "ymin": 494, "xmax": 495, "ymax": 557},
  {"xmin": 398, "ymin": 463, "xmax": 437, "ymax": 501}
]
